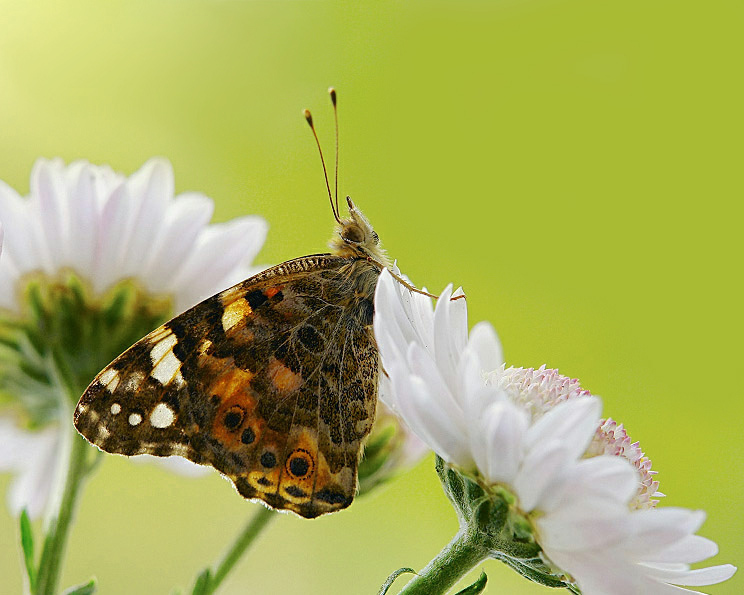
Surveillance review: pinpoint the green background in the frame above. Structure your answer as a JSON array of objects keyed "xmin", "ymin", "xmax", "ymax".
[{"xmin": 0, "ymin": 1, "xmax": 741, "ymax": 593}]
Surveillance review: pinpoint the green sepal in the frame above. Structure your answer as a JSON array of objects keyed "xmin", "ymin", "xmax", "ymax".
[
  {"xmin": 60, "ymin": 577, "xmax": 97, "ymax": 595},
  {"xmin": 191, "ymin": 568, "xmax": 212, "ymax": 595},
  {"xmin": 454, "ymin": 571, "xmax": 487, "ymax": 595},
  {"xmin": 358, "ymin": 422, "xmax": 398, "ymax": 494},
  {"xmin": 378, "ymin": 567, "xmax": 416, "ymax": 595},
  {"xmin": 19, "ymin": 509, "xmax": 37, "ymax": 592},
  {"xmin": 434, "ymin": 456, "xmax": 574, "ymax": 592},
  {"xmin": 0, "ymin": 274, "xmax": 173, "ymax": 425}
]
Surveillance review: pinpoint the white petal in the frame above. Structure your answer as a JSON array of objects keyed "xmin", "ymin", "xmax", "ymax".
[
  {"xmin": 647, "ymin": 535, "xmax": 719, "ymax": 564},
  {"xmin": 625, "ymin": 508, "xmax": 707, "ymax": 553},
  {"xmin": 514, "ymin": 439, "xmax": 572, "ymax": 511},
  {"xmin": 526, "ymin": 397, "xmax": 601, "ymax": 460},
  {"xmin": 475, "ymin": 399, "xmax": 528, "ymax": 484},
  {"xmin": 392, "ymin": 367, "xmax": 471, "ymax": 467},
  {"xmin": 139, "ymin": 192, "xmax": 214, "ymax": 295},
  {"xmin": 171, "ymin": 215, "xmax": 268, "ymax": 311},
  {"xmin": 538, "ymin": 497, "xmax": 631, "ymax": 551},
  {"xmin": 432, "ymin": 284, "xmax": 460, "ymax": 388},
  {"xmin": 641, "ymin": 563, "xmax": 737, "ymax": 587},
  {"xmin": 92, "ymin": 182, "xmax": 132, "ymax": 292},
  {"xmin": 32, "ymin": 159, "xmax": 70, "ymax": 271},
  {"xmin": 0, "ymin": 418, "xmax": 60, "ymax": 519},
  {"xmin": 467, "ymin": 322, "xmax": 503, "ymax": 374},
  {"xmin": 65, "ymin": 162, "xmax": 100, "ymax": 276},
  {"xmin": 115, "ymin": 158, "xmax": 172, "ymax": 280},
  {"xmin": 549, "ymin": 455, "xmax": 638, "ymax": 511},
  {"xmin": 0, "ymin": 180, "xmax": 39, "ymax": 274}
]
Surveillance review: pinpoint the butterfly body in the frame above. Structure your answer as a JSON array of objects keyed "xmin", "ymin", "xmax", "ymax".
[{"xmin": 74, "ymin": 199, "xmax": 390, "ymax": 518}]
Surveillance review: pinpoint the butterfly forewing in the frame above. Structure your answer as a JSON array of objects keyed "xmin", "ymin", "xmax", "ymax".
[{"xmin": 74, "ymin": 255, "xmax": 380, "ymax": 518}]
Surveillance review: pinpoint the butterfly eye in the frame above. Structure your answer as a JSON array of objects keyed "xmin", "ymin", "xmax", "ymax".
[{"xmin": 342, "ymin": 225, "xmax": 364, "ymax": 244}]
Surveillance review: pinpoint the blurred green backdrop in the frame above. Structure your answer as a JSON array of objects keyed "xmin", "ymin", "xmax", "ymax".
[{"xmin": 0, "ymin": 1, "xmax": 741, "ymax": 593}]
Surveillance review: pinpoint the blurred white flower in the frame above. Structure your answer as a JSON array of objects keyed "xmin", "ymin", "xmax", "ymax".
[
  {"xmin": 0, "ymin": 157, "xmax": 267, "ymax": 313},
  {"xmin": 0, "ymin": 418, "xmax": 60, "ymax": 519},
  {"xmin": 0, "ymin": 157, "xmax": 268, "ymax": 517},
  {"xmin": 373, "ymin": 268, "xmax": 735, "ymax": 594}
]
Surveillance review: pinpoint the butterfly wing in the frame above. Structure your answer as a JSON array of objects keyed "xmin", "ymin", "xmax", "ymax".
[{"xmin": 74, "ymin": 255, "xmax": 380, "ymax": 518}]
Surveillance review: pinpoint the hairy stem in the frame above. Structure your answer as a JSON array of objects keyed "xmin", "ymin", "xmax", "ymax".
[
  {"xmin": 398, "ymin": 528, "xmax": 488, "ymax": 595},
  {"xmin": 35, "ymin": 430, "xmax": 92, "ymax": 595}
]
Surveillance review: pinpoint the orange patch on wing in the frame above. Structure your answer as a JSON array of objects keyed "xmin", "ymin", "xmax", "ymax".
[
  {"xmin": 265, "ymin": 285, "xmax": 282, "ymax": 298},
  {"xmin": 208, "ymin": 367, "xmax": 259, "ymax": 443},
  {"xmin": 276, "ymin": 431, "xmax": 317, "ymax": 504},
  {"xmin": 267, "ymin": 357, "xmax": 303, "ymax": 393}
]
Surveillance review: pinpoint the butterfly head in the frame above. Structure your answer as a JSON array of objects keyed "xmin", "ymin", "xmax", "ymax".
[{"xmin": 330, "ymin": 197, "xmax": 390, "ymax": 267}]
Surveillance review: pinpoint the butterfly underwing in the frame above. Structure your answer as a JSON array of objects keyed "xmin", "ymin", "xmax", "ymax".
[{"xmin": 74, "ymin": 195, "xmax": 391, "ymax": 518}]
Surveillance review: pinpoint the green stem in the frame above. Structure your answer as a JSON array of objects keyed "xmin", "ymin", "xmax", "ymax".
[
  {"xmin": 197, "ymin": 506, "xmax": 276, "ymax": 595},
  {"xmin": 35, "ymin": 431, "xmax": 92, "ymax": 595},
  {"xmin": 399, "ymin": 528, "xmax": 488, "ymax": 595}
]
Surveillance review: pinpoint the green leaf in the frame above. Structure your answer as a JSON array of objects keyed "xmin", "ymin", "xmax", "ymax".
[
  {"xmin": 191, "ymin": 568, "xmax": 212, "ymax": 595},
  {"xmin": 454, "ymin": 571, "xmax": 487, "ymax": 595},
  {"xmin": 19, "ymin": 509, "xmax": 36, "ymax": 592},
  {"xmin": 61, "ymin": 577, "xmax": 97, "ymax": 595},
  {"xmin": 377, "ymin": 567, "xmax": 415, "ymax": 595}
]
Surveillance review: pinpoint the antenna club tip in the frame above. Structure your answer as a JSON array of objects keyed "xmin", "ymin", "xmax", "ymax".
[
  {"xmin": 303, "ymin": 109, "xmax": 313, "ymax": 125},
  {"xmin": 328, "ymin": 87, "xmax": 337, "ymax": 105}
]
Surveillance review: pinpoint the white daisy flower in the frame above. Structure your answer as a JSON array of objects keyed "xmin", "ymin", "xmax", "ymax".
[
  {"xmin": 0, "ymin": 157, "xmax": 269, "ymax": 517},
  {"xmin": 373, "ymin": 269, "xmax": 735, "ymax": 594},
  {"xmin": 0, "ymin": 157, "xmax": 267, "ymax": 314}
]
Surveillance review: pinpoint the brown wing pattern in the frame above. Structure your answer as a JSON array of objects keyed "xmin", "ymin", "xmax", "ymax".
[{"xmin": 74, "ymin": 255, "xmax": 380, "ymax": 518}]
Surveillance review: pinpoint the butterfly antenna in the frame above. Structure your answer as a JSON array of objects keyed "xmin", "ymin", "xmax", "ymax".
[
  {"xmin": 304, "ymin": 108, "xmax": 341, "ymax": 224},
  {"xmin": 329, "ymin": 87, "xmax": 340, "ymax": 218}
]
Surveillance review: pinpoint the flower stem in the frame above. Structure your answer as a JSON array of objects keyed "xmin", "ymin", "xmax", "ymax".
[
  {"xmin": 399, "ymin": 528, "xmax": 488, "ymax": 595},
  {"xmin": 35, "ymin": 430, "xmax": 92, "ymax": 595},
  {"xmin": 196, "ymin": 506, "xmax": 276, "ymax": 595}
]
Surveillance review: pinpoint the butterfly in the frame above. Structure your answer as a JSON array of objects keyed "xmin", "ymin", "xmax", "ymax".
[{"xmin": 74, "ymin": 90, "xmax": 395, "ymax": 518}]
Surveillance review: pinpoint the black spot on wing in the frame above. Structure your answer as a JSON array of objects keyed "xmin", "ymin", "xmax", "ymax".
[
  {"xmin": 245, "ymin": 290, "xmax": 267, "ymax": 309},
  {"xmin": 260, "ymin": 451, "xmax": 277, "ymax": 468},
  {"xmin": 315, "ymin": 489, "xmax": 350, "ymax": 506},
  {"xmin": 285, "ymin": 485, "xmax": 307, "ymax": 498},
  {"xmin": 241, "ymin": 427, "xmax": 255, "ymax": 444}
]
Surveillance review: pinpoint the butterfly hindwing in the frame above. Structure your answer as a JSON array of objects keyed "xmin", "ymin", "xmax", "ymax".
[{"xmin": 74, "ymin": 254, "xmax": 380, "ymax": 518}]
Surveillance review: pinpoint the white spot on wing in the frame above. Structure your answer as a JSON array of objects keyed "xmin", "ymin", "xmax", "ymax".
[
  {"xmin": 100, "ymin": 368, "xmax": 120, "ymax": 392},
  {"xmin": 96, "ymin": 426, "xmax": 110, "ymax": 441},
  {"xmin": 151, "ymin": 351, "xmax": 183, "ymax": 385},
  {"xmin": 149, "ymin": 403, "xmax": 176, "ymax": 428},
  {"xmin": 110, "ymin": 403, "xmax": 121, "ymax": 415},
  {"xmin": 149, "ymin": 331, "xmax": 184, "ymax": 386},
  {"xmin": 125, "ymin": 372, "xmax": 145, "ymax": 391},
  {"xmin": 150, "ymin": 332, "xmax": 178, "ymax": 363},
  {"xmin": 128, "ymin": 412, "xmax": 142, "ymax": 426}
]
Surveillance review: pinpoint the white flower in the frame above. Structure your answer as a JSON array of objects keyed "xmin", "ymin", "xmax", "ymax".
[
  {"xmin": 0, "ymin": 418, "xmax": 60, "ymax": 519},
  {"xmin": 543, "ymin": 505, "xmax": 736, "ymax": 594},
  {"xmin": 373, "ymin": 269, "xmax": 735, "ymax": 594},
  {"xmin": 357, "ymin": 372, "xmax": 430, "ymax": 493},
  {"xmin": 0, "ymin": 157, "xmax": 267, "ymax": 313},
  {"xmin": 0, "ymin": 157, "xmax": 269, "ymax": 517}
]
